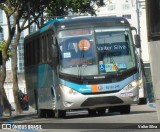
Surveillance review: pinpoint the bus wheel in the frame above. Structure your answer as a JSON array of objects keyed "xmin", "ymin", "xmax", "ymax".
[
  {"xmin": 88, "ymin": 109, "xmax": 97, "ymax": 116},
  {"xmin": 108, "ymin": 106, "xmax": 118, "ymax": 113},
  {"xmin": 37, "ymin": 97, "xmax": 46, "ymax": 118},
  {"xmin": 139, "ymin": 98, "xmax": 147, "ymax": 105},
  {"xmin": 97, "ymin": 108, "xmax": 106, "ymax": 116},
  {"xmin": 120, "ymin": 105, "xmax": 130, "ymax": 114},
  {"xmin": 47, "ymin": 110, "xmax": 55, "ymax": 118},
  {"xmin": 37, "ymin": 109, "xmax": 46, "ymax": 118},
  {"xmin": 54, "ymin": 110, "xmax": 66, "ymax": 118}
]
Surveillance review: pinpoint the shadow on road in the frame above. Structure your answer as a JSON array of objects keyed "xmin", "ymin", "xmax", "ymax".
[
  {"xmin": 64, "ymin": 110, "xmax": 156, "ymax": 119},
  {"xmin": 2, "ymin": 105, "xmax": 156, "ymax": 121}
]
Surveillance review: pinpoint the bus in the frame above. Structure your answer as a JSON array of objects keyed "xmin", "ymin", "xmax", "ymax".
[{"xmin": 24, "ymin": 16, "xmax": 145, "ymax": 118}]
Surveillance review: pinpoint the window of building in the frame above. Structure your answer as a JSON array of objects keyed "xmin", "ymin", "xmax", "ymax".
[
  {"xmin": 0, "ymin": 10, "xmax": 3, "ymax": 24},
  {"xmin": 0, "ymin": 33, "xmax": 4, "ymax": 41},
  {"xmin": 107, "ymin": 4, "xmax": 116, "ymax": 11},
  {"xmin": 122, "ymin": 4, "xmax": 130, "ymax": 10}
]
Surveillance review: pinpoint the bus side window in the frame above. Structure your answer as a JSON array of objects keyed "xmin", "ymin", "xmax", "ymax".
[
  {"xmin": 52, "ymin": 34, "xmax": 56, "ymax": 45},
  {"xmin": 47, "ymin": 33, "xmax": 52, "ymax": 61},
  {"xmin": 36, "ymin": 38, "xmax": 40, "ymax": 63},
  {"xmin": 25, "ymin": 42, "xmax": 29, "ymax": 66},
  {"xmin": 51, "ymin": 34, "xmax": 58, "ymax": 58},
  {"xmin": 43, "ymin": 35, "xmax": 47, "ymax": 62},
  {"xmin": 40, "ymin": 36, "xmax": 44, "ymax": 63},
  {"xmin": 32, "ymin": 40, "xmax": 35, "ymax": 65},
  {"xmin": 28, "ymin": 41, "xmax": 32, "ymax": 66},
  {"xmin": 34, "ymin": 39, "xmax": 38, "ymax": 64}
]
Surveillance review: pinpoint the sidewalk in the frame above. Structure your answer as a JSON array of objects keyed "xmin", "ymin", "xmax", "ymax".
[{"xmin": 0, "ymin": 106, "xmax": 36, "ymax": 123}]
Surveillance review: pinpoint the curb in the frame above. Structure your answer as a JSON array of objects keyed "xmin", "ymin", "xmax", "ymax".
[{"xmin": 0, "ymin": 112, "xmax": 36, "ymax": 123}]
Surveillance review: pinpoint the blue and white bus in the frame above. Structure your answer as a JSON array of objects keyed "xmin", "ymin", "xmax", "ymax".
[{"xmin": 24, "ymin": 16, "xmax": 145, "ymax": 118}]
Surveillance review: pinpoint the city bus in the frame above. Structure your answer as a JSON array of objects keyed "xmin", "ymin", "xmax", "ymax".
[{"xmin": 24, "ymin": 16, "xmax": 145, "ymax": 118}]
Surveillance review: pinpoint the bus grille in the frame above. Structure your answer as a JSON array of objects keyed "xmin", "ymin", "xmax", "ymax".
[{"xmin": 81, "ymin": 96, "xmax": 123, "ymax": 107}]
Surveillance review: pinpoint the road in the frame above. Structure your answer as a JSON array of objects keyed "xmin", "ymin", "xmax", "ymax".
[{"xmin": 0, "ymin": 104, "xmax": 160, "ymax": 132}]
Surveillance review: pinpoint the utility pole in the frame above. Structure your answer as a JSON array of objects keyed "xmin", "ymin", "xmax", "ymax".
[{"xmin": 136, "ymin": 0, "xmax": 140, "ymax": 35}]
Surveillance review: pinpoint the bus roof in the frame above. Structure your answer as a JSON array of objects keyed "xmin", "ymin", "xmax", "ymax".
[
  {"xmin": 55, "ymin": 16, "xmax": 130, "ymax": 30},
  {"xmin": 25, "ymin": 16, "xmax": 130, "ymax": 40}
]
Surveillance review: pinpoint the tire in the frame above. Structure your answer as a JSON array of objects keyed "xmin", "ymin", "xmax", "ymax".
[
  {"xmin": 36, "ymin": 94, "xmax": 46, "ymax": 118},
  {"xmin": 120, "ymin": 105, "xmax": 130, "ymax": 114},
  {"xmin": 108, "ymin": 106, "xmax": 118, "ymax": 113},
  {"xmin": 37, "ymin": 109, "xmax": 46, "ymax": 118},
  {"xmin": 47, "ymin": 109, "xmax": 55, "ymax": 118},
  {"xmin": 138, "ymin": 98, "xmax": 147, "ymax": 105},
  {"xmin": 97, "ymin": 109, "xmax": 106, "ymax": 115},
  {"xmin": 54, "ymin": 110, "xmax": 66, "ymax": 118},
  {"xmin": 88, "ymin": 109, "xmax": 97, "ymax": 116}
]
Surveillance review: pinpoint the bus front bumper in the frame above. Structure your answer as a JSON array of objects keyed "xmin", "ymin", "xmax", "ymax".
[{"xmin": 58, "ymin": 85, "xmax": 139, "ymax": 110}]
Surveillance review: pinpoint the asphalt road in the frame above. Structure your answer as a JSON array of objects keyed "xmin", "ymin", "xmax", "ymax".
[{"xmin": 0, "ymin": 104, "xmax": 160, "ymax": 132}]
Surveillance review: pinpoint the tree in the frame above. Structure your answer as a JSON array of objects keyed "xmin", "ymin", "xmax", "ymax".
[
  {"xmin": 0, "ymin": 40, "xmax": 12, "ymax": 116},
  {"xmin": 0, "ymin": 0, "xmax": 49, "ymax": 115},
  {"xmin": 46, "ymin": 0, "xmax": 105, "ymax": 18},
  {"xmin": 0, "ymin": 0, "xmax": 105, "ymax": 116}
]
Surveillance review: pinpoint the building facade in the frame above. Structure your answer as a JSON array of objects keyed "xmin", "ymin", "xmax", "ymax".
[{"xmin": 95, "ymin": 0, "xmax": 148, "ymax": 63}]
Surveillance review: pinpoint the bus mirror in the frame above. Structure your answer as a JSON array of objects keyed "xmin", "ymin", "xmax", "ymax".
[
  {"xmin": 134, "ymin": 34, "xmax": 141, "ymax": 48},
  {"xmin": 51, "ymin": 45, "xmax": 58, "ymax": 58}
]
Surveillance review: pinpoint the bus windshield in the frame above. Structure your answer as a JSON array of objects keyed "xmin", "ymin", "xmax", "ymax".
[{"xmin": 57, "ymin": 27, "xmax": 136, "ymax": 76}]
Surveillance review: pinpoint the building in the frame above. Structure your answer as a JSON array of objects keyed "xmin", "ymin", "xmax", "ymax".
[
  {"xmin": 95, "ymin": 0, "xmax": 148, "ymax": 63},
  {"xmin": 95, "ymin": 0, "xmax": 154, "ymax": 102}
]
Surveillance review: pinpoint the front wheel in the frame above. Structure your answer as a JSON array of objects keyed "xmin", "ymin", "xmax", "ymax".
[
  {"xmin": 139, "ymin": 98, "xmax": 147, "ymax": 105},
  {"xmin": 37, "ymin": 109, "xmax": 46, "ymax": 118},
  {"xmin": 54, "ymin": 110, "xmax": 66, "ymax": 118},
  {"xmin": 51, "ymin": 87, "xmax": 66, "ymax": 118}
]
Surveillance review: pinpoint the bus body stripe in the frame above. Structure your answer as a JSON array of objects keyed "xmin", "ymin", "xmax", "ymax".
[{"xmin": 92, "ymin": 85, "xmax": 98, "ymax": 92}]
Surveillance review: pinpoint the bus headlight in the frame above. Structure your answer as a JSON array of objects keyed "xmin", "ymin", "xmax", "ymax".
[
  {"xmin": 123, "ymin": 80, "xmax": 138, "ymax": 91},
  {"xmin": 60, "ymin": 84, "xmax": 78, "ymax": 95},
  {"xmin": 138, "ymin": 79, "xmax": 143, "ymax": 88}
]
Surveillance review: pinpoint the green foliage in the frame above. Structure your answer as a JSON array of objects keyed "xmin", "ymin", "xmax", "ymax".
[
  {"xmin": 46, "ymin": 0, "xmax": 105, "ymax": 18},
  {"xmin": 0, "ymin": 40, "xmax": 12, "ymax": 59}
]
